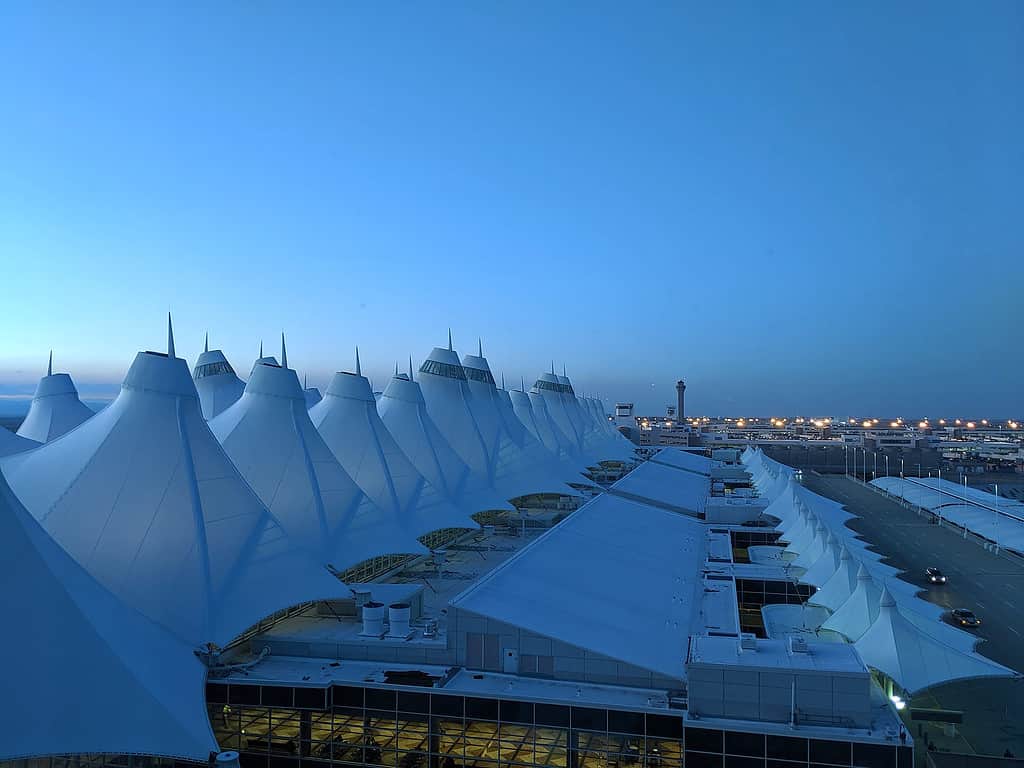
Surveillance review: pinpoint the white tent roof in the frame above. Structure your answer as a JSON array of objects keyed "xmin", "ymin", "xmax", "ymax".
[
  {"xmin": 573, "ymin": 393, "xmax": 635, "ymax": 461},
  {"xmin": 790, "ymin": 521, "xmax": 827, "ymax": 568},
  {"xmin": 800, "ymin": 533, "xmax": 840, "ymax": 586},
  {"xmin": 0, "ymin": 470, "xmax": 216, "ymax": 761},
  {"xmin": 496, "ymin": 386, "xmax": 589, "ymax": 478},
  {"xmin": 16, "ymin": 356, "xmax": 94, "ymax": 443},
  {"xmin": 211, "ymin": 353, "xmax": 423, "ymax": 572},
  {"xmin": 304, "ymin": 386, "xmax": 323, "ymax": 409},
  {"xmin": 2, "ymin": 330, "xmax": 346, "ymax": 647},
  {"xmin": 451, "ymin": 493, "xmax": 704, "ymax": 679},
  {"xmin": 461, "ymin": 349, "xmax": 584, "ymax": 492},
  {"xmin": 310, "ymin": 365, "xmax": 471, "ymax": 540},
  {"xmin": 511, "ymin": 387, "xmax": 578, "ymax": 462},
  {"xmin": 0, "ymin": 426, "xmax": 39, "ymax": 457},
  {"xmin": 855, "ymin": 589, "xmax": 1018, "ymax": 694},
  {"xmin": 193, "ymin": 344, "xmax": 246, "ymax": 421},
  {"xmin": 820, "ymin": 564, "xmax": 880, "ymax": 641},
  {"xmin": 611, "ymin": 460, "xmax": 708, "ymax": 514},
  {"xmin": 532, "ymin": 372, "xmax": 587, "ymax": 458},
  {"xmin": 377, "ymin": 368, "xmax": 512, "ymax": 513},
  {"xmin": 416, "ymin": 345, "xmax": 576, "ymax": 499},
  {"xmin": 807, "ymin": 545, "xmax": 858, "ymax": 611}
]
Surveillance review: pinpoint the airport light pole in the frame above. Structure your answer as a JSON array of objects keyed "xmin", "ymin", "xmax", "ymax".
[
  {"xmin": 884, "ymin": 454, "xmax": 889, "ymax": 478},
  {"xmin": 994, "ymin": 483, "xmax": 1000, "ymax": 555},
  {"xmin": 844, "ymin": 445, "xmax": 849, "ymax": 476},
  {"xmin": 872, "ymin": 452, "xmax": 877, "ymax": 480}
]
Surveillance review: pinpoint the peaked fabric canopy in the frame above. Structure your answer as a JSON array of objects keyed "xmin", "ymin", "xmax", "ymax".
[
  {"xmin": 16, "ymin": 369, "xmax": 94, "ymax": 443},
  {"xmin": 377, "ymin": 372, "xmax": 512, "ymax": 514},
  {"xmin": 819, "ymin": 564, "xmax": 881, "ymax": 641},
  {"xmin": 304, "ymin": 386, "xmax": 323, "ymax": 408},
  {"xmin": 310, "ymin": 370, "xmax": 472, "ymax": 540},
  {"xmin": 0, "ymin": 471, "xmax": 217, "ymax": 760},
  {"xmin": 807, "ymin": 545, "xmax": 858, "ymax": 611},
  {"xmin": 462, "ymin": 350, "xmax": 584, "ymax": 491},
  {"xmin": 512, "ymin": 388, "xmax": 578, "ymax": 463},
  {"xmin": 2, "ymin": 348, "xmax": 347, "ymax": 647},
  {"xmin": 855, "ymin": 590, "xmax": 1018, "ymax": 694},
  {"xmin": 192, "ymin": 347, "xmax": 246, "ymax": 420},
  {"xmin": 211, "ymin": 358, "xmax": 423, "ymax": 572},
  {"xmin": 416, "ymin": 346, "xmax": 576, "ymax": 499}
]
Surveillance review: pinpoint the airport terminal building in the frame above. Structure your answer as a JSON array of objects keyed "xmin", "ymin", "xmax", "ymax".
[{"xmin": 0, "ymin": 325, "xmax": 1015, "ymax": 768}]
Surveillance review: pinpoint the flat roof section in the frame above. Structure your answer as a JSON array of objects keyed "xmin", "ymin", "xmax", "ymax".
[{"xmin": 450, "ymin": 493, "xmax": 706, "ymax": 680}]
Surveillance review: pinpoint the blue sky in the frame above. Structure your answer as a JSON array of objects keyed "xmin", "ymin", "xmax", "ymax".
[{"xmin": 1, "ymin": 2, "xmax": 1020, "ymax": 416}]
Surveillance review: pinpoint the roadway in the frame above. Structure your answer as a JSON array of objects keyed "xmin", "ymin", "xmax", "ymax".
[{"xmin": 801, "ymin": 472, "xmax": 1024, "ymax": 760}]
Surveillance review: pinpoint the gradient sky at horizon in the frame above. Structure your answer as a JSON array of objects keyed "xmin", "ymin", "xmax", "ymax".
[{"xmin": 1, "ymin": 2, "xmax": 1021, "ymax": 416}]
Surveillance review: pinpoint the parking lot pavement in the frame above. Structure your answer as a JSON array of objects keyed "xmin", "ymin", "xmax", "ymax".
[{"xmin": 801, "ymin": 473, "xmax": 1024, "ymax": 759}]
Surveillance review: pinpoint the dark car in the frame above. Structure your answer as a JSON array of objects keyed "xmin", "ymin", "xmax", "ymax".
[
  {"xmin": 951, "ymin": 608, "xmax": 981, "ymax": 627},
  {"xmin": 925, "ymin": 567, "xmax": 947, "ymax": 584}
]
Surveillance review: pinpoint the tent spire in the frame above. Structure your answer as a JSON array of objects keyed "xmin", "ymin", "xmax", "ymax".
[
  {"xmin": 551, "ymin": 360, "xmax": 555, "ymax": 375},
  {"xmin": 204, "ymin": 332, "xmax": 209, "ymax": 353},
  {"xmin": 408, "ymin": 356, "xmax": 414, "ymax": 382},
  {"xmin": 395, "ymin": 360, "xmax": 399, "ymax": 377},
  {"xmin": 304, "ymin": 373, "xmax": 308, "ymax": 389},
  {"xmin": 448, "ymin": 328, "xmax": 453, "ymax": 352},
  {"xmin": 521, "ymin": 375, "xmax": 526, "ymax": 392},
  {"xmin": 355, "ymin": 346, "xmax": 361, "ymax": 376},
  {"xmin": 167, "ymin": 313, "xmax": 176, "ymax": 358},
  {"xmin": 563, "ymin": 363, "xmax": 567, "ymax": 377},
  {"xmin": 259, "ymin": 341, "xmax": 263, "ymax": 359},
  {"xmin": 501, "ymin": 371, "xmax": 505, "ymax": 389},
  {"xmin": 47, "ymin": 350, "xmax": 52, "ymax": 377},
  {"xmin": 281, "ymin": 332, "xmax": 288, "ymax": 369},
  {"xmin": 478, "ymin": 338, "xmax": 483, "ymax": 357}
]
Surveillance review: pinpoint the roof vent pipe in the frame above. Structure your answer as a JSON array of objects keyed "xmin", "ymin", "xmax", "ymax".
[
  {"xmin": 360, "ymin": 601, "xmax": 386, "ymax": 637},
  {"xmin": 352, "ymin": 589, "xmax": 372, "ymax": 610},
  {"xmin": 216, "ymin": 752, "xmax": 241, "ymax": 768},
  {"xmin": 388, "ymin": 602, "xmax": 412, "ymax": 639}
]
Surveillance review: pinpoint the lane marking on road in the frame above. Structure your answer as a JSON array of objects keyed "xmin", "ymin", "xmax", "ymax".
[{"xmin": 1008, "ymin": 627, "xmax": 1021, "ymax": 637}]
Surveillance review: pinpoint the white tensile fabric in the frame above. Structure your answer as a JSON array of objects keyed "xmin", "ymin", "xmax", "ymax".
[
  {"xmin": 820, "ymin": 563, "xmax": 881, "ymax": 641},
  {"xmin": 192, "ymin": 346, "xmax": 246, "ymax": 420},
  {"xmin": 0, "ymin": 426, "xmax": 39, "ymax": 457},
  {"xmin": 211, "ymin": 356, "xmax": 423, "ymax": 572},
  {"xmin": 807, "ymin": 545, "xmax": 858, "ymax": 611},
  {"xmin": 304, "ymin": 386, "xmax": 323, "ymax": 409},
  {"xmin": 377, "ymin": 369, "xmax": 511, "ymax": 514},
  {"xmin": 514, "ymin": 388, "xmax": 578, "ymax": 462},
  {"xmin": 499, "ymin": 388, "xmax": 591, "ymax": 479},
  {"xmin": 2, "ymin": 346, "xmax": 346, "ymax": 647},
  {"xmin": 310, "ymin": 369, "xmax": 471, "ymax": 539},
  {"xmin": 531, "ymin": 372, "xmax": 588, "ymax": 461},
  {"xmin": 461, "ymin": 350, "xmax": 584, "ymax": 492},
  {"xmin": 854, "ymin": 589, "xmax": 1017, "ymax": 694},
  {"xmin": 17, "ymin": 365, "xmax": 94, "ymax": 443},
  {"xmin": 0, "ymin": 470, "xmax": 216, "ymax": 760},
  {"xmin": 416, "ymin": 346, "xmax": 575, "ymax": 500},
  {"xmin": 800, "ymin": 534, "xmax": 841, "ymax": 586},
  {"xmin": 450, "ymin": 493, "xmax": 704, "ymax": 679},
  {"xmin": 790, "ymin": 521, "xmax": 827, "ymax": 568}
]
